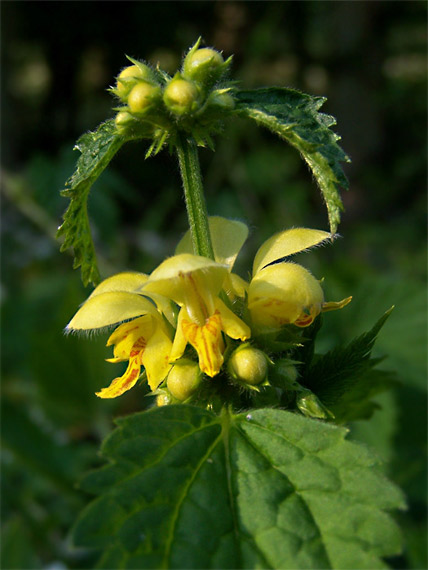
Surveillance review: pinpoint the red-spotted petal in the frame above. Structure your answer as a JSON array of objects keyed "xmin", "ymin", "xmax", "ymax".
[{"xmin": 96, "ymin": 358, "xmax": 142, "ymax": 399}]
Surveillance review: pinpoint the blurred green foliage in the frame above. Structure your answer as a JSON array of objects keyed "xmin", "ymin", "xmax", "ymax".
[{"xmin": 1, "ymin": 2, "xmax": 426, "ymax": 568}]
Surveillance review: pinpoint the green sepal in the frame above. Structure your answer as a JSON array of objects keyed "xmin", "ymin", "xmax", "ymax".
[
  {"xmin": 182, "ymin": 37, "xmax": 232, "ymax": 89},
  {"xmin": 145, "ymin": 130, "xmax": 169, "ymax": 159},
  {"xmin": 57, "ymin": 119, "xmax": 126, "ymax": 286},
  {"xmin": 234, "ymin": 87, "xmax": 350, "ymax": 233},
  {"xmin": 123, "ymin": 55, "xmax": 165, "ymax": 86},
  {"xmin": 71, "ymin": 405, "xmax": 405, "ymax": 569}
]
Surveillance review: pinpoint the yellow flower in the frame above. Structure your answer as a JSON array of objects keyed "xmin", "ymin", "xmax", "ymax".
[
  {"xmin": 248, "ymin": 227, "xmax": 352, "ymax": 329},
  {"xmin": 176, "ymin": 217, "xmax": 350, "ymax": 334},
  {"xmin": 143, "ymin": 254, "xmax": 250, "ymax": 377},
  {"xmin": 67, "ymin": 218, "xmax": 351, "ymax": 400},
  {"xmin": 66, "ymin": 272, "xmax": 173, "ymax": 397},
  {"xmin": 175, "ymin": 215, "xmax": 250, "ymax": 300}
]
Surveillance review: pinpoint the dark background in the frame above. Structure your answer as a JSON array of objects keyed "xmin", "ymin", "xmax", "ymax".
[{"xmin": 1, "ymin": 2, "xmax": 426, "ymax": 568}]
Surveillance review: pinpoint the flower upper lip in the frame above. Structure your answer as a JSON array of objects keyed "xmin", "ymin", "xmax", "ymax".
[{"xmin": 142, "ymin": 252, "xmax": 250, "ymax": 377}]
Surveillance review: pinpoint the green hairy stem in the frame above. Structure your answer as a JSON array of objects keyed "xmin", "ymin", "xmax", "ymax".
[{"xmin": 176, "ymin": 134, "xmax": 215, "ymax": 260}]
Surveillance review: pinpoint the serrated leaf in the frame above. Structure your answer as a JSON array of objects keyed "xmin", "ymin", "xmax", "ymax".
[
  {"xmin": 71, "ymin": 406, "xmax": 404, "ymax": 569},
  {"xmin": 57, "ymin": 120, "xmax": 125, "ymax": 286},
  {"xmin": 234, "ymin": 88, "xmax": 350, "ymax": 233},
  {"xmin": 300, "ymin": 308, "xmax": 396, "ymax": 423}
]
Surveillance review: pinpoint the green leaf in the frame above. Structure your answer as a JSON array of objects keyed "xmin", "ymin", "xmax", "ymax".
[
  {"xmin": 234, "ymin": 88, "xmax": 350, "ymax": 233},
  {"xmin": 72, "ymin": 406, "xmax": 404, "ymax": 569},
  {"xmin": 57, "ymin": 120, "xmax": 125, "ymax": 286},
  {"xmin": 300, "ymin": 308, "xmax": 396, "ymax": 423},
  {"xmin": 339, "ymin": 277, "xmax": 427, "ymax": 391}
]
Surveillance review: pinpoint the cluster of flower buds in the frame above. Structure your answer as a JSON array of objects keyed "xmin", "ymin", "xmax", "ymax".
[{"xmin": 111, "ymin": 40, "xmax": 234, "ymax": 149}]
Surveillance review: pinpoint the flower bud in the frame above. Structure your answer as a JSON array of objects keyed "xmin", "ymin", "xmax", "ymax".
[
  {"xmin": 127, "ymin": 82, "xmax": 161, "ymax": 114},
  {"xmin": 228, "ymin": 345, "xmax": 268, "ymax": 386},
  {"xmin": 275, "ymin": 360, "xmax": 298, "ymax": 383},
  {"xmin": 115, "ymin": 110, "xmax": 134, "ymax": 134},
  {"xmin": 115, "ymin": 64, "xmax": 156, "ymax": 100},
  {"xmin": 167, "ymin": 359, "xmax": 201, "ymax": 401},
  {"xmin": 183, "ymin": 48, "xmax": 225, "ymax": 84},
  {"xmin": 163, "ymin": 77, "xmax": 199, "ymax": 116},
  {"xmin": 156, "ymin": 392, "xmax": 172, "ymax": 407},
  {"xmin": 296, "ymin": 390, "xmax": 334, "ymax": 420},
  {"xmin": 208, "ymin": 90, "xmax": 235, "ymax": 111}
]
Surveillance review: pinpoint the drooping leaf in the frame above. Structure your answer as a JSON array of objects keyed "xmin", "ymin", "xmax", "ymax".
[
  {"xmin": 57, "ymin": 120, "xmax": 125, "ymax": 286},
  {"xmin": 72, "ymin": 405, "xmax": 404, "ymax": 569},
  {"xmin": 234, "ymin": 88, "xmax": 350, "ymax": 233},
  {"xmin": 300, "ymin": 308, "xmax": 396, "ymax": 423}
]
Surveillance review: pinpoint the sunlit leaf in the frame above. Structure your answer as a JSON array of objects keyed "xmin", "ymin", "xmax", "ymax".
[{"xmin": 72, "ymin": 406, "xmax": 404, "ymax": 569}]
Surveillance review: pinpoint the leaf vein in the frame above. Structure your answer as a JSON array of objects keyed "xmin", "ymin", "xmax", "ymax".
[
  {"xmin": 234, "ymin": 421, "xmax": 333, "ymax": 569},
  {"xmin": 162, "ymin": 431, "xmax": 223, "ymax": 568}
]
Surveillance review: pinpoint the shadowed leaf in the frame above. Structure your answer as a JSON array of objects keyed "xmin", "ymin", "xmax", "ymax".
[
  {"xmin": 234, "ymin": 88, "xmax": 350, "ymax": 233},
  {"xmin": 57, "ymin": 120, "xmax": 125, "ymax": 286}
]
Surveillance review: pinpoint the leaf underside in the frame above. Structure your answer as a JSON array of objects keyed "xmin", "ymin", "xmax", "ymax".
[
  {"xmin": 57, "ymin": 120, "xmax": 125, "ymax": 286},
  {"xmin": 234, "ymin": 88, "xmax": 350, "ymax": 233},
  {"xmin": 72, "ymin": 406, "xmax": 404, "ymax": 569}
]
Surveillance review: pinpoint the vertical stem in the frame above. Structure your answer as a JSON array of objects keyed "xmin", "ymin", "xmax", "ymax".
[{"xmin": 176, "ymin": 133, "xmax": 214, "ymax": 260}]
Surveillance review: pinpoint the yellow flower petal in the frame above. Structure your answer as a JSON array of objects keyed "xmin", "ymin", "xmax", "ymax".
[
  {"xmin": 88, "ymin": 272, "xmax": 149, "ymax": 299},
  {"xmin": 214, "ymin": 297, "xmax": 251, "ymax": 341},
  {"xmin": 223, "ymin": 273, "xmax": 249, "ymax": 300},
  {"xmin": 142, "ymin": 326, "xmax": 173, "ymax": 391},
  {"xmin": 66, "ymin": 292, "xmax": 159, "ymax": 331},
  {"xmin": 252, "ymin": 228, "xmax": 333, "ymax": 276},
  {"xmin": 145, "ymin": 254, "xmax": 228, "ymax": 298},
  {"xmin": 294, "ymin": 306, "xmax": 320, "ymax": 327},
  {"xmin": 96, "ymin": 358, "xmax": 142, "ymax": 399},
  {"xmin": 106, "ymin": 315, "xmax": 153, "ymax": 359},
  {"xmin": 169, "ymin": 308, "xmax": 190, "ymax": 363},
  {"xmin": 175, "ymin": 216, "xmax": 249, "ymax": 270},
  {"xmin": 181, "ymin": 310, "xmax": 224, "ymax": 377},
  {"xmin": 248, "ymin": 263, "xmax": 324, "ymax": 329},
  {"xmin": 141, "ymin": 291, "xmax": 177, "ymax": 328},
  {"xmin": 144, "ymin": 254, "xmax": 228, "ymax": 326},
  {"xmin": 322, "ymin": 296, "xmax": 353, "ymax": 312}
]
